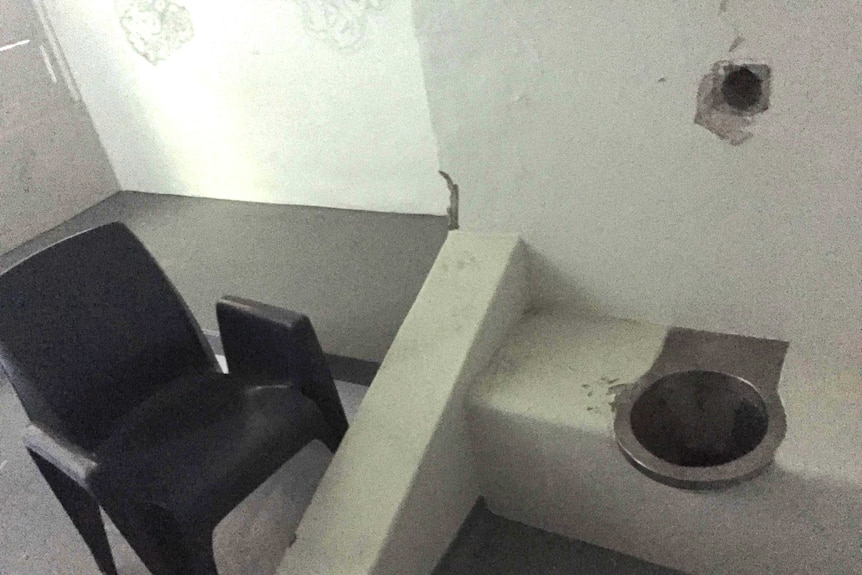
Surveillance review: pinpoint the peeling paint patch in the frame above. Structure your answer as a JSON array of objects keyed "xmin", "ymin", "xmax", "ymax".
[
  {"xmin": 695, "ymin": 61, "xmax": 771, "ymax": 145},
  {"xmin": 116, "ymin": 0, "xmax": 194, "ymax": 64},
  {"xmin": 439, "ymin": 170, "xmax": 460, "ymax": 231}
]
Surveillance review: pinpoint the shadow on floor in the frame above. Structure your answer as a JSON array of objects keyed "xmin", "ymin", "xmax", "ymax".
[{"xmin": 432, "ymin": 499, "xmax": 687, "ymax": 575}]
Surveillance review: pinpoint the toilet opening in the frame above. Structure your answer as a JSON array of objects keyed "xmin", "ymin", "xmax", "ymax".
[{"xmin": 628, "ymin": 370, "xmax": 769, "ymax": 467}]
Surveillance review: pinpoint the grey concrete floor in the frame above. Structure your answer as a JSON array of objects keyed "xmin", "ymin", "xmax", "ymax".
[
  {"xmin": 433, "ymin": 500, "xmax": 686, "ymax": 575},
  {"xmin": 0, "ymin": 191, "xmax": 450, "ymax": 363}
]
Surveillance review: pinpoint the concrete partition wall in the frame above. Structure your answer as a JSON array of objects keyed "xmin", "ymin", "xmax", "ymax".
[
  {"xmin": 408, "ymin": 3, "xmax": 861, "ymax": 572},
  {"xmin": 279, "ymin": 231, "xmax": 528, "ymax": 575},
  {"xmin": 412, "ymin": 0, "xmax": 861, "ymax": 368}
]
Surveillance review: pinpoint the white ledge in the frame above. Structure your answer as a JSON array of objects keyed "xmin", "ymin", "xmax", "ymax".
[
  {"xmin": 278, "ymin": 231, "xmax": 528, "ymax": 575},
  {"xmin": 467, "ymin": 309, "xmax": 861, "ymax": 575}
]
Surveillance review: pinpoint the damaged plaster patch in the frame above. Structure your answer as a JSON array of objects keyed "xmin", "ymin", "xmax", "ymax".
[
  {"xmin": 116, "ymin": 0, "xmax": 194, "ymax": 64},
  {"xmin": 439, "ymin": 170, "xmax": 460, "ymax": 231},
  {"xmin": 695, "ymin": 61, "xmax": 771, "ymax": 145},
  {"xmin": 295, "ymin": 0, "xmax": 386, "ymax": 51}
]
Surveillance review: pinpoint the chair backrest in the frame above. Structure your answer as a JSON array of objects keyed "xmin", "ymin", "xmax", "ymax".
[{"xmin": 0, "ymin": 223, "xmax": 216, "ymax": 452}]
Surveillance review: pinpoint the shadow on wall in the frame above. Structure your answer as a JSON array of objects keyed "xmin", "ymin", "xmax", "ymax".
[{"xmin": 524, "ymin": 246, "xmax": 606, "ymax": 315}]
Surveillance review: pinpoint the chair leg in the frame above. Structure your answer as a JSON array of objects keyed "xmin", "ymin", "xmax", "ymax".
[
  {"xmin": 29, "ymin": 450, "xmax": 118, "ymax": 575},
  {"xmin": 101, "ymin": 500, "xmax": 219, "ymax": 575},
  {"xmin": 186, "ymin": 536, "xmax": 220, "ymax": 575}
]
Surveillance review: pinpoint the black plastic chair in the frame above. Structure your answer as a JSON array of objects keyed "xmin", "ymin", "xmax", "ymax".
[{"xmin": 0, "ymin": 222, "xmax": 349, "ymax": 575}]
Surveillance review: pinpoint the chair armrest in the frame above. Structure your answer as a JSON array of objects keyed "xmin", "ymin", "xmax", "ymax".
[
  {"xmin": 23, "ymin": 423, "xmax": 97, "ymax": 490},
  {"xmin": 216, "ymin": 296, "xmax": 349, "ymax": 449}
]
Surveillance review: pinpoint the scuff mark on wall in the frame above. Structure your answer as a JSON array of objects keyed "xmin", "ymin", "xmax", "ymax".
[
  {"xmin": 499, "ymin": 6, "xmax": 544, "ymax": 106},
  {"xmin": 694, "ymin": 61, "xmax": 771, "ymax": 145},
  {"xmin": 728, "ymin": 36, "xmax": 745, "ymax": 53}
]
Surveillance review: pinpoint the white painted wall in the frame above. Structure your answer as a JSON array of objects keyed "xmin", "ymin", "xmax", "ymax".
[
  {"xmin": 40, "ymin": 0, "xmax": 446, "ymax": 215},
  {"xmin": 413, "ymin": 0, "xmax": 861, "ymax": 363}
]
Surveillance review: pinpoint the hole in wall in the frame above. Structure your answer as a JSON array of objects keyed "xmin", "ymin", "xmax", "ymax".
[
  {"xmin": 712, "ymin": 62, "xmax": 770, "ymax": 116},
  {"xmin": 721, "ymin": 66, "xmax": 763, "ymax": 112},
  {"xmin": 694, "ymin": 61, "xmax": 771, "ymax": 144},
  {"xmin": 721, "ymin": 67, "xmax": 763, "ymax": 111}
]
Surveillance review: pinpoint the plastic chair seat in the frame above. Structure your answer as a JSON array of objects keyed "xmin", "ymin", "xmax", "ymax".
[{"xmin": 92, "ymin": 372, "xmax": 325, "ymax": 527}]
